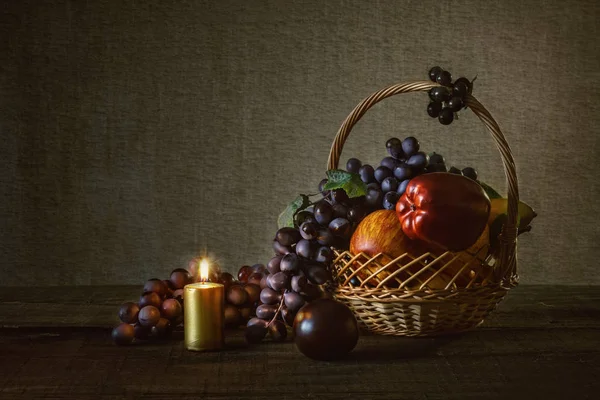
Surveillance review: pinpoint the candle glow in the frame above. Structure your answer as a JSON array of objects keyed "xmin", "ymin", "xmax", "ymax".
[{"xmin": 200, "ymin": 259, "xmax": 210, "ymax": 282}]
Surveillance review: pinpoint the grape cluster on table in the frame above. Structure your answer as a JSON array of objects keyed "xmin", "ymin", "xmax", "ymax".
[
  {"xmin": 112, "ymin": 263, "xmax": 266, "ymax": 345},
  {"xmin": 426, "ymin": 66, "xmax": 474, "ymax": 125}
]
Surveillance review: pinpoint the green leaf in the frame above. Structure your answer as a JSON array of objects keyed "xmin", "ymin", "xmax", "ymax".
[
  {"xmin": 278, "ymin": 194, "xmax": 310, "ymax": 229},
  {"xmin": 323, "ymin": 170, "xmax": 367, "ymax": 198},
  {"xmin": 479, "ymin": 181, "xmax": 502, "ymax": 199}
]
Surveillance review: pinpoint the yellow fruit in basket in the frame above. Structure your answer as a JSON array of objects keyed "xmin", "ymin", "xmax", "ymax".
[
  {"xmin": 488, "ymin": 198, "xmax": 537, "ymax": 230},
  {"xmin": 349, "ymin": 210, "xmax": 429, "ymax": 287}
]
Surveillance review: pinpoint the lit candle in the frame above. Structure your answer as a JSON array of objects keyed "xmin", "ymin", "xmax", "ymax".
[{"xmin": 184, "ymin": 259, "xmax": 224, "ymax": 351}]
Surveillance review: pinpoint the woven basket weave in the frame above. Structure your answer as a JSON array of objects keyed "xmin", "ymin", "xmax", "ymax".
[{"xmin": 327, "ymin": 80, "xmax": 520, "ymax": 337}]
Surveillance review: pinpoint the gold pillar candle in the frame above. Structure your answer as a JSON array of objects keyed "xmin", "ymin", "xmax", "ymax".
[{"xmin": 184, "ymin": 260, "xmax": 224, "ymax": 351}]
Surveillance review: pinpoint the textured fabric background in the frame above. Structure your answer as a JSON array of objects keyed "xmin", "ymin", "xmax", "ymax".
[{"xmin": 1, "ymin": 0, "xmax": 598, "ymax": 285}]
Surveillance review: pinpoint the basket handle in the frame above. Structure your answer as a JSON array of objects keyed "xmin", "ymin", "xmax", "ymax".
[{"xmin": 326, "ymin": 80, "xmax": 519, "ymax": 283}]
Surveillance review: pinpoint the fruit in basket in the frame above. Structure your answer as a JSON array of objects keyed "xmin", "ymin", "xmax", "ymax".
[
  {"xmin": 487, "ymin": 197, "xmax": 537, "ymax": 231},
  {"xmin": 396, "ymin": 173, "xmax": 491, "ymax": 251},
  {"xmin": 293, "ymin": 299, "xmax": 359, "ymax": 361},
  {"xmin": 350, "ymin": 210, "xmax": 429, "ymax": 286}
]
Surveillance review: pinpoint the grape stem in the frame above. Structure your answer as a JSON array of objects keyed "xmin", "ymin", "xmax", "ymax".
[{"xmin": 266, "ymin": 295, "xmax": 285, "ymax": 328}]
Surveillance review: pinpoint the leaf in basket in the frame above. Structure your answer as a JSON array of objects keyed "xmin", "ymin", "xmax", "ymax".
[
  {"xmin": 323, "ymin": 170, "xmax": 367, "ymax": 198},
  {"xmin": 278, "ymin": 194, "xmax": 310, "ymax": 229},
  {"xmin": 479, "ymin": 181, "xmax": 502, "ymax": 199}
]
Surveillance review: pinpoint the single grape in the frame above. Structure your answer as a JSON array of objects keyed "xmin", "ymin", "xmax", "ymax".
[
  {"xmin": 284, "ymin": 291, "xmax": 306, "ymax": 312},
  {"xmin": 112, "ymin": 323, "xmax": 135, "ymax": 345},
  {"xmin": 300, "ymin": 221, "xmax": 319, "ymax": 240},
  {"xmin": 269, "ymin": 271, "xmax": 291, "ymax": 291},
  {"xmin": 380, "ymin": 156, "xmax": 398, "ymax": 171},
  {"xmin": 330, "ymin": 189, "xmax": 349, "ymax": 205},
  {"xmin": 143, "ymin": 279, "xmax": 167, "ymax": 298},
  {"xmin": 427, "ymin": 163, "xmax": 447, "ymax": 173},
  {"xmin": 397, "ymin": 179, "xmax": 411, "ymax": 195},
  {"xmin": 139, "ymin": 292, "xmax": 161, "ymax": 309},
  {"xmin": 138, "ymin": 305, "xmax": 161, "ymax": 327},
  {"xmin": 239, "ymin": 307, "xmax": 253, "ymax": 322},
  {"xmin": 428, "ymin": 66, "xmax": 443, "ymax": 82},
  {"xmin": 393, "ymin": 163, "xmax": 412, "ymax": 181},
  {"xmin": 118, "ymin": 302, "xmax": 140, "ymax": 324},
  {"xmin": 386, "ymin": 137, "xmax": 404, "ymax": 159},
  {"xmin": 256, "ymin": 304, "xmax": 278, "ymax": 320},
  {"xmin": 314, "ymin": 200, "xmax": 334, "ymax": 226},
  {"xmin": 275, "ymin": 227, "xmax": 301, "ymax": 246},
  {"xmin": 169, "ymin": 268, "xmax": 192, "ymax": 290},
  {"xmin": 365, "ymin": 187, "xmax": 383, "ymax": 209},
  {"xmin": 306, "ymin": 264, "xmax": 331, "ymax": 285},
  {"xmin": 349, "ymin": 276, "xmax": 360, "ymax": 286},
  {"xmin": 260, "ymin": 275, "xmax": 269, "ymax": 289},
  {"xmin": 428, "ymin": 87, "xmax": 450, "ymax": 103},
  {"xmin": 295, "ymin": 211, "xmax": 316, "ymax": 226},
  {"xmin": 358, "ymin": 164, "xmax": 375, "ymax": 183},
  {"xmin": 269, "ymin": 320, "xmax": 287, "ymax": 342},
  {"xmin": 267, "ymin": 255, "xmax": 283, "ymax": 274},
  {"xmin": 401, "ymin": 137, "xmax": 420, "ymax": 158},
  {"xmin": 374, "ymin": 166, "xmax": 393, "ymax": 183},
  {"xmin": 438, "ymin": 108, "xmax": 454, "ymax": 125},
  {"xmin": 252, "ymin": 263, "xmax": 266, "ymax": 274},
  {"xmin": 462, "ymin": 167, "xmax": 478, "ymax": 180},
  {"xmin": 454, "ymin": 77, "xmax": 473, "ymax": 95},
  {"xmin": 237, "ymin": 265, "xmax": 253, "ymax": 282},
  {"xmin": 406, "ymin": 152, "xmax": 429, "ymax": 171},
  {"xmin": 224, "ymin": 305, "xmax": 242, "ymax": 327},
  {"xmin": 260, "ymin": 287, "xmax": 282, "ymax": 305},
  {"xmin": 436, "ymin": 70, "xmax": 452, "ymax": 86},
  {"xmin": 273, "ymin": 240, "xmax": 292, "ymax": 255},
  {"xmin": 453, "ymin": 80, "xmax": 469, "ymax": 98},
  {"xmin": 328, "ymin": 218, "xmax": 352, "ymax": 238},
  {"xmin": 447, "ymin": 96, "xmax": 465, "ymax": 112},
  {"xmin": 346, "ymin": 158, "xmax": 362, "ymax": 174},
  {"xmin": 172, "ymin": 289, "xmax": 184, "ymax": 302},
  {"xmin": 244, "ymin": 283, "xmax": 261, "ymax": 304},
  {"xmin": 245, "ymin": 318, "xmax": 268, "ymax": 344},
  {"xmin": 295, "ymin": 239, "xmax": 315, "ymax": 259},
  {"xmin": 381, "ymin": 176, "xmax": 399, "ymax": 193},
  {"xmin": 427, "ymin": 101, "xmax": 443, "ymax": 118},
  {"xmin": 429, "ymin": 152, "xmax": 445, "ymax": 165},
  {"xmin": 151, "ymin": 318, "xmax": 172, "ymax": 339},
  {"xmin": 316, "ymin": 229, "xmax": 335, "ymax": 246},
  {"xmin": 227, "ymin": 285, "xmax": 249, "ymax": 306},
  {"xmin": 281, "ymin": 307, "xmax": 296, "ymax": 327},
  {"xmin": 247, "ymin": 273, "xmax": 263, "ymax": 287},
  {"xmin": 332, "ymin": 203, "xmax": 348, "ymax": 219},
  {"xmin": 367, "ymin": 182, "xmax": 380, "ymax": 191},
  {"xmin": 347, "ymin": 203, "xmax": 367, "ymax": 222},
  {"xmin": 160, "ymin": 298, "xmax": 182, "ymax": 321},
  {"xmin": 280, "ymin": 253, "xmax": 301, "ymax": 273},
  {"xmin": 291, "ymin": 275, "xmax": 308, "ymax": 293},
  {"xmin": 448, "ymin": 166, "xmax": 463, "ymax": 175},
  {"xmin": 318, "ymin": 178, "xmax": 329, "ymax": 196},
  {"xmin": 383, "ymin": 192, "xmax": 400, "ymax": 210},
  {"xmin": 218, "ymin": 272, "xmax": 235, "ymax": 291},
  {"xmin": 315, "ymin": 246, "xmax": 333, "ymax": 264}
]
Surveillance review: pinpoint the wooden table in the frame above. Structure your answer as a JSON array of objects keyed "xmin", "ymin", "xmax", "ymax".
[{"xmin": 0, "ymin": 285, "xmax": 598, "ymax": 399}]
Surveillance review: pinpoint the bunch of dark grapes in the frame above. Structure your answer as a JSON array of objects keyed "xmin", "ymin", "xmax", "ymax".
[
  {"xmin": 245, "ymin": 225, "xmax": 339, "ymax": 344},
  {"xmin": 112, "ymin": 262, "xmax": 263, "ymax": 345},
  {"xmin": 223, "ymin": 264, "xmax": 269, "ymax": 328},
  {"xmin": 112, "ymin": 272, "xmax": 190, "ymax": 345},
  {"xmin": 426, "ymin": 66, "xmax": 474, "ymax": 125}
]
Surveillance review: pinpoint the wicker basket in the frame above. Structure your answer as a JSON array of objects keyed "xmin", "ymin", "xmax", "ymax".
[{"xmin": 327, "ymin": 80, "xmax": 520, "ymax": 337}]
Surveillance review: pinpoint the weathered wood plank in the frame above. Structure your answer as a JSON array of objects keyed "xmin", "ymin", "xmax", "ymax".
[
  {"xmin": 0, "ymin": 328, "xmax": 598, "ymax": 399},
  {"xmin": 0, "ymin": 285, "xmax": 599, "ymax": 399},
  {"xmin": 0, "ymin": 285, "xmax": 599, "ymax": 329}
]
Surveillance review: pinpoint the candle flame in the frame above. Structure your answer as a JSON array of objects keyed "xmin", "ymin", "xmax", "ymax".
[{"xmin": 200, "ymin": 259, "xmax": 210, "ymax": 282}]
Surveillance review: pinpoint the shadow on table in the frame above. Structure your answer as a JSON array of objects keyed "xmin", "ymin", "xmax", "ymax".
[{"xmin": 345, "ymin": 333, "xmax": 462, "ymax": 363}]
